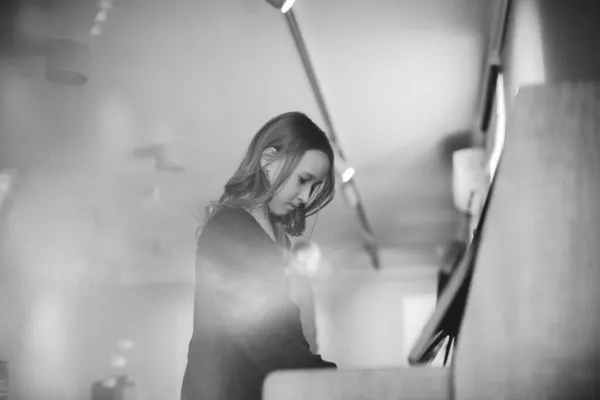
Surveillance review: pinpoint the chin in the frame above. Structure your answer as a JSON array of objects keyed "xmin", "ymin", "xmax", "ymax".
[
  {"xmin": 271, "ymin": 208, "xmax": 290, "ymax": 217},
  {"xmin": 269, "ymin": 203, "xmax": 293, "ymax": 217}
]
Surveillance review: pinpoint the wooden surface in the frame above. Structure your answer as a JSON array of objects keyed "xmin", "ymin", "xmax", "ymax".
[
  {"xmin": 453, "ymin": 82, "xmax": 600, "ymax": 399},
  {"xmin": 263, "ymin": 367, "xmax": 449, "ymax": 400}
]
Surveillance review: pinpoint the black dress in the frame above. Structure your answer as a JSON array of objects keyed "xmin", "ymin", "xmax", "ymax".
[{"xmin": 181, "ymin": 206, "xmax": 335, "ymax": 400}]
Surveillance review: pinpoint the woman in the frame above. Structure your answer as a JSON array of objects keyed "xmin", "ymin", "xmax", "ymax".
[{"xmin": 181, "ymin": 112, "xmax": 337, "ymax": 400}]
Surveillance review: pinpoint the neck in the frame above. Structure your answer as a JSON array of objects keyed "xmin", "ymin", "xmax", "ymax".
[
  {"xmin": 248, "ymin": 203, "xmax": 270, "ymax": 222},
  {"xmin": 247, "ymin": 204, "xmax": 281, "ymax": 242}
]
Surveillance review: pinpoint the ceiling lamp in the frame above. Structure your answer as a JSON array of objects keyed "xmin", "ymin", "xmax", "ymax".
[
  {"xmin": 131, "ymin": 144, "xmax": 186, "ymax": 173},
  {"xmin": 265, "ymin": 0, "xmax": 297, "ymax": 13},
  {"xmin": 341, "ymin": 167, "xmax": 355, "ymax": 183},
  {"xmin": 334, "ymin": 158, "xmax": 356, "ymax": 183},
  {"xmin": 45, "ymin": 39, "xmax": 89, "ymax": 85}
]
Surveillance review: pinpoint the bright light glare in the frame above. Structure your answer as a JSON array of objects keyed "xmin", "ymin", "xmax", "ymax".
[
  {"xmin": 95, "ymin": 10, "xmax": 107, "ymax": 22},
  {"xmin": 281, "ymin": 0, "xmax": 296, "ymax": 13},
  {"xmin": 90, "ymin": 25, "xmax": 102, "ymax": 36},
  {"xmin": 117, "ymin": 338, "xmax": 136, "ymax": 350},
  {"xmin": 341, "ymin": 167, "xmax": 355, "ymax": 183},
  {"xmin": 489, "ymin": 74, "xmax": 506, "ymax": 181}
]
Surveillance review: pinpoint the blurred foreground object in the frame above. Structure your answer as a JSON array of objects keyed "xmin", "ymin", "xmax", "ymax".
[
  {"xmin": 452, "ymin": 147, "xmax": 487, "ymax": 213},
  {"xmin": 288, "ymin": 239, "xmax": 332, "ymax": 281}
]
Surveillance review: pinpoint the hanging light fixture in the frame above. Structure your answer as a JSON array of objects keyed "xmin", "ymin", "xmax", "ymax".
[
  {"xmin": 265, "ymin": 0, "xmax": 297, "ymax": 13},
  {"xmin": 45, "ymin": 39, "xmax": 89, "ymax": 85}
]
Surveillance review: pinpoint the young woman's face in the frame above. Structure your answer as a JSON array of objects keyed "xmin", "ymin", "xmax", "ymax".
[{"xmin": 266, "ymin": 149, "xmax": 330, "ymax": 216}]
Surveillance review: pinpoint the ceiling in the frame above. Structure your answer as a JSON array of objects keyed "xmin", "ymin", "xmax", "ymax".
[{"xmin": 0, "ymin": 0, "xmax": 493, "ymax": 285}]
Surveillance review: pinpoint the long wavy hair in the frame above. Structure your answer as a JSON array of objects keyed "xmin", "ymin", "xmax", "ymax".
[{"xmin": 197, "ymin": 112, "xmax": 336, "ymax": 237}]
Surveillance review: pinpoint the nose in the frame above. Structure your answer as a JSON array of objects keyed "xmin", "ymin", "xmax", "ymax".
[{"xmin": 297, "ymin": 185, "xmax": 311, "ymax": 205}]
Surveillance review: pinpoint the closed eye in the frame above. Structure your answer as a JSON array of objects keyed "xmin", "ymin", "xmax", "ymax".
[
  {"xmin": 299, "ymin": 175, "xmax": 323, "ymax": 198},
  {"xmin": 309, "ymin": 182, "xmax": 323, "ymax": 198}
]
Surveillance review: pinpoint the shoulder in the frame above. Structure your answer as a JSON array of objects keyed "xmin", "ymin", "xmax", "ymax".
[
  {"xmin": 195, "ymin": 206, "xmax": 274, "ymax": 274},
  {"xmin": 197, "ymin": 206, "xmax": 258, "ymax": 248},
  {"xmin": 206, "ymin": 206, "xmax": 251, "ymax": 226},
  {"xmin": 205, "ymin": 206, "xmax": 253, "ymax": 231}
]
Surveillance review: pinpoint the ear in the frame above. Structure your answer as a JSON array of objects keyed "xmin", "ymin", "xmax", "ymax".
[{"xmin": 260, "ymin": 147, "xmax": 278, "ymax": 169}]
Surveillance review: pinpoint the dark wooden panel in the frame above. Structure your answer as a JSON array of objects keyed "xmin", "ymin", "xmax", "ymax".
[{"xmin": 454, "ymin": 82, "xmax": 600, "ymax": 399}]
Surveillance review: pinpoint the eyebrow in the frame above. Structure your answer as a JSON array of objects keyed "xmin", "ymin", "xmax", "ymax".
[{"xmin": 302, "ymin": 173, "xmax": 323, "ymax": 183}]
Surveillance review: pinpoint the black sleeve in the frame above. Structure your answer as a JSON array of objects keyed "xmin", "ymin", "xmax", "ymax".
[{"xmin": 193, "ymin": 211, "xmax": 336, "ymax": 374}]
